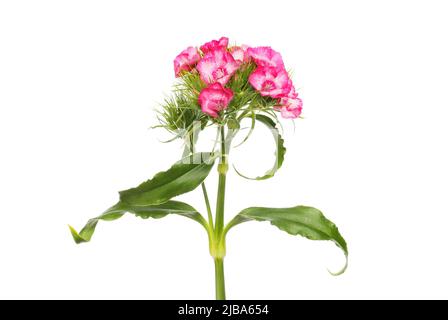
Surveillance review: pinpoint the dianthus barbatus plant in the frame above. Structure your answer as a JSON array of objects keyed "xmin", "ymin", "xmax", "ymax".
[{"xmin": 69, "ymin": 37, "xmax": 348, "ymax": 300}]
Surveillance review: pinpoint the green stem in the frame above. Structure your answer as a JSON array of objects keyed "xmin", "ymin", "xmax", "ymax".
[
  {"xmin": 212, "ymin": 125, "xmax": 228, "ymax": 300},
  {"xmin": 185, "ymin": 125, "xmax": 228, "ymax": 299},
  {"xmin": 214, "ymin": 258, "xmax": 226, "ymax": 300},
  {"xmin": 215, "ymin": 126, "xmax": 227, "ymax": 236},
  {"xmin": 201, "ymin": 183, "xmax": 213, "ymax": 229}
]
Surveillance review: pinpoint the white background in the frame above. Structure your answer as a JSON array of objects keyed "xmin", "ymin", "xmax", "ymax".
[{"xmin": 1, "ymin": 0, "xmax": 447, "ymax": 300}]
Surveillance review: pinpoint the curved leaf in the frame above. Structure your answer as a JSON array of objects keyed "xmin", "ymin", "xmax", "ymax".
[
  {"xmin": 69, "ymin": 200, "xmax": 208, "ymax": 244},
  {"xmin": 233, "ymin": 114, "xmax": 286, "ymax": 180},
  {"xmin": 233, "ymin": 111, "xmax": 255, "ymax": 148},
  {"xmin": 120, "ymin": 152, "xmax": 215, "ymax": 206},
  {"xmin": 225, "ymin": 205, "xmax": 348, "ymax": 275}
]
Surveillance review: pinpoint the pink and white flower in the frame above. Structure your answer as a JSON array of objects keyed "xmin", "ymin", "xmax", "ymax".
[
  {"xmin": 197, "ymin": 49, "xmax": 240, "ymax": 85},
  {"xmin": 278, "ymin": 96, "xmax": 303, "ymax": 119},
  {"xmin": 249, "ymin": 66, "xmax": 292, "ymax": 98},
  {"xmin": 198, "ymin": 83, "xmax": 234, "ymax": 118},
  {"xmin": 200, "ymin": 37, "xmax": 229, "ymax": 54},
  {"xmin": 173, "ymin": 46, "xmax": 201, "ymax": 77},
  {"xmin": 247, "ymin": 46, "xmax": 284, "ymax": 69},
  {"xmin": 230, "ymin": 45, "xmax": 250, "ymax": 63}
]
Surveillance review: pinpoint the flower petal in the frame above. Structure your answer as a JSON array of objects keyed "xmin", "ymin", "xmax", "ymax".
[
  {"xmin": 200, "ymin": 37, "xmax": 229, "ymax": 54},
  {"xmin": 174, "ymin": 46, "xmax": 200, "ymax": 77},
  {"xmin": 247, "ymin": 46, "xmax": 284, "ymax": 68},
  {"xmin": 279, "ymin": 97, "xmax": 303, "ymax": 119}
]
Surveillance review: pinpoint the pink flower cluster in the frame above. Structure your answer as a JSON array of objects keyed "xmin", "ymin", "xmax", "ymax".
[
  {"xmin": 248, "ymin": 47, "xmax": 302, "ymax": 119},
  {"xmin": 173, "ymin": 37, "xmax": 302, "ymax": 119}
]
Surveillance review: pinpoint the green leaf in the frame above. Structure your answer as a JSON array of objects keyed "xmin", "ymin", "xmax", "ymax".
[
  {"xmin": 233, "ymin": 114, "xmax": 286, "ymax": 180},
  {"xmin": 225, "ymin": 205, "xmax": 348, "ymax": 275},
  {"xmin": 120, "ymin": 152, "xmax": 215, "ymax": 206},
  {"xmin": 69, "ymin": 200, "xmax": 208, "ymax": 244},
  {"xmin": 233, "ymin": 111, "xmax": 255, "ymax": 148},
  {"xmin": 70, "ymin": 153, "xmax": 215, "ymax": 244}
]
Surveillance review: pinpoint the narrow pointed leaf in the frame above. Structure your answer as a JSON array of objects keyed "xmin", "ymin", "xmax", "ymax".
[
  {"xmin": 225, "ymin": 205, "xmax": 348, "ymax": 275},
  {"xmin": 233, "ymin": 114, "xmax": 286, "ymax": 180},
  {"xmin": 69, "ymin": 200, "xmax": 208, "ymax": 244},
  {"xmin": 233, "ymin": 111, "xmax": 255, "ymax": 148},
  {"xmin": 120, "ymin": 152, "xmax": 215, "ymax": 206}
]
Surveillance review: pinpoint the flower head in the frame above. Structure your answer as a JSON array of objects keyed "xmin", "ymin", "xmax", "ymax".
[
  {"xmin": 197, "ymin": 49, "xmax": 240, "ymax": 85},
  {"xmin": 247, "ymin": 46, "xmax": 284, "ymax": 69},
  {"xmin": 198, "ymin": 83, "xmax": 234, "ymax": 118},
  {"xmin": 249, "ymin": 66, "xmax": 292, "ymax": 98},
  {"xmin": 200, "ymin": 37, "xmax": 229, "ymax": 54},
  {"xmin": 174, "ymin": 46, "xmax": 201, "ymax": 77}
]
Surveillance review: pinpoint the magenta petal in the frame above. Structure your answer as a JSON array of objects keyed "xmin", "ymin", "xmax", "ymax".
[
  {"xmin": 247, "ymin": 46, "xmax": 284, "ymax": 69},
  {"xmin": 230, "ymin": 47, "xmax": 244, "ymax": 62},
  {"xmin": 197, "ymin": 59, "xmax": 216, "ymax": 84},
  {"xmin": 249, "ymin": 68, "xmax": 267, "ymax": 91},
  {"xmin": 218, "ymin": 37, "xmax": 229, "ymax": 47},
  {"xmin": 230, "ymin": 45, "xmax": 250, "ymax": 63},
  {"xmin": 279, "ymin": 97, "xmax": 303, "ymax": 119},
  {"xmin": 281, "ymin": 107, "xmax": 302, "ymax": 119},
  {"xmin": 200, "ymin": 37, "xmax": 229, "ymax": 54}
]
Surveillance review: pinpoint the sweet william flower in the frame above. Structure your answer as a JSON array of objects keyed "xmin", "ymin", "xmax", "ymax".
[
  {"xmin": 200, "ymin": 37, "xmax": 229, "ymax": 54},
  {"xmin": 249, "ymin": 66, "xmax": 292, "ymax": 98},
  {"xmin": 247, "ymin": 46, "xmax": 284, "ymax": 68},
  {"xmin": 174, "ymin": 46, "xmax": 201, "ymax": 77},
  {"xmin": 198, "ymin": 83, "xmax": 234, "ymax": 118},
  {"xmin": 197, "ymin": 49, "xmax": 240, "ymax": 85}
]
